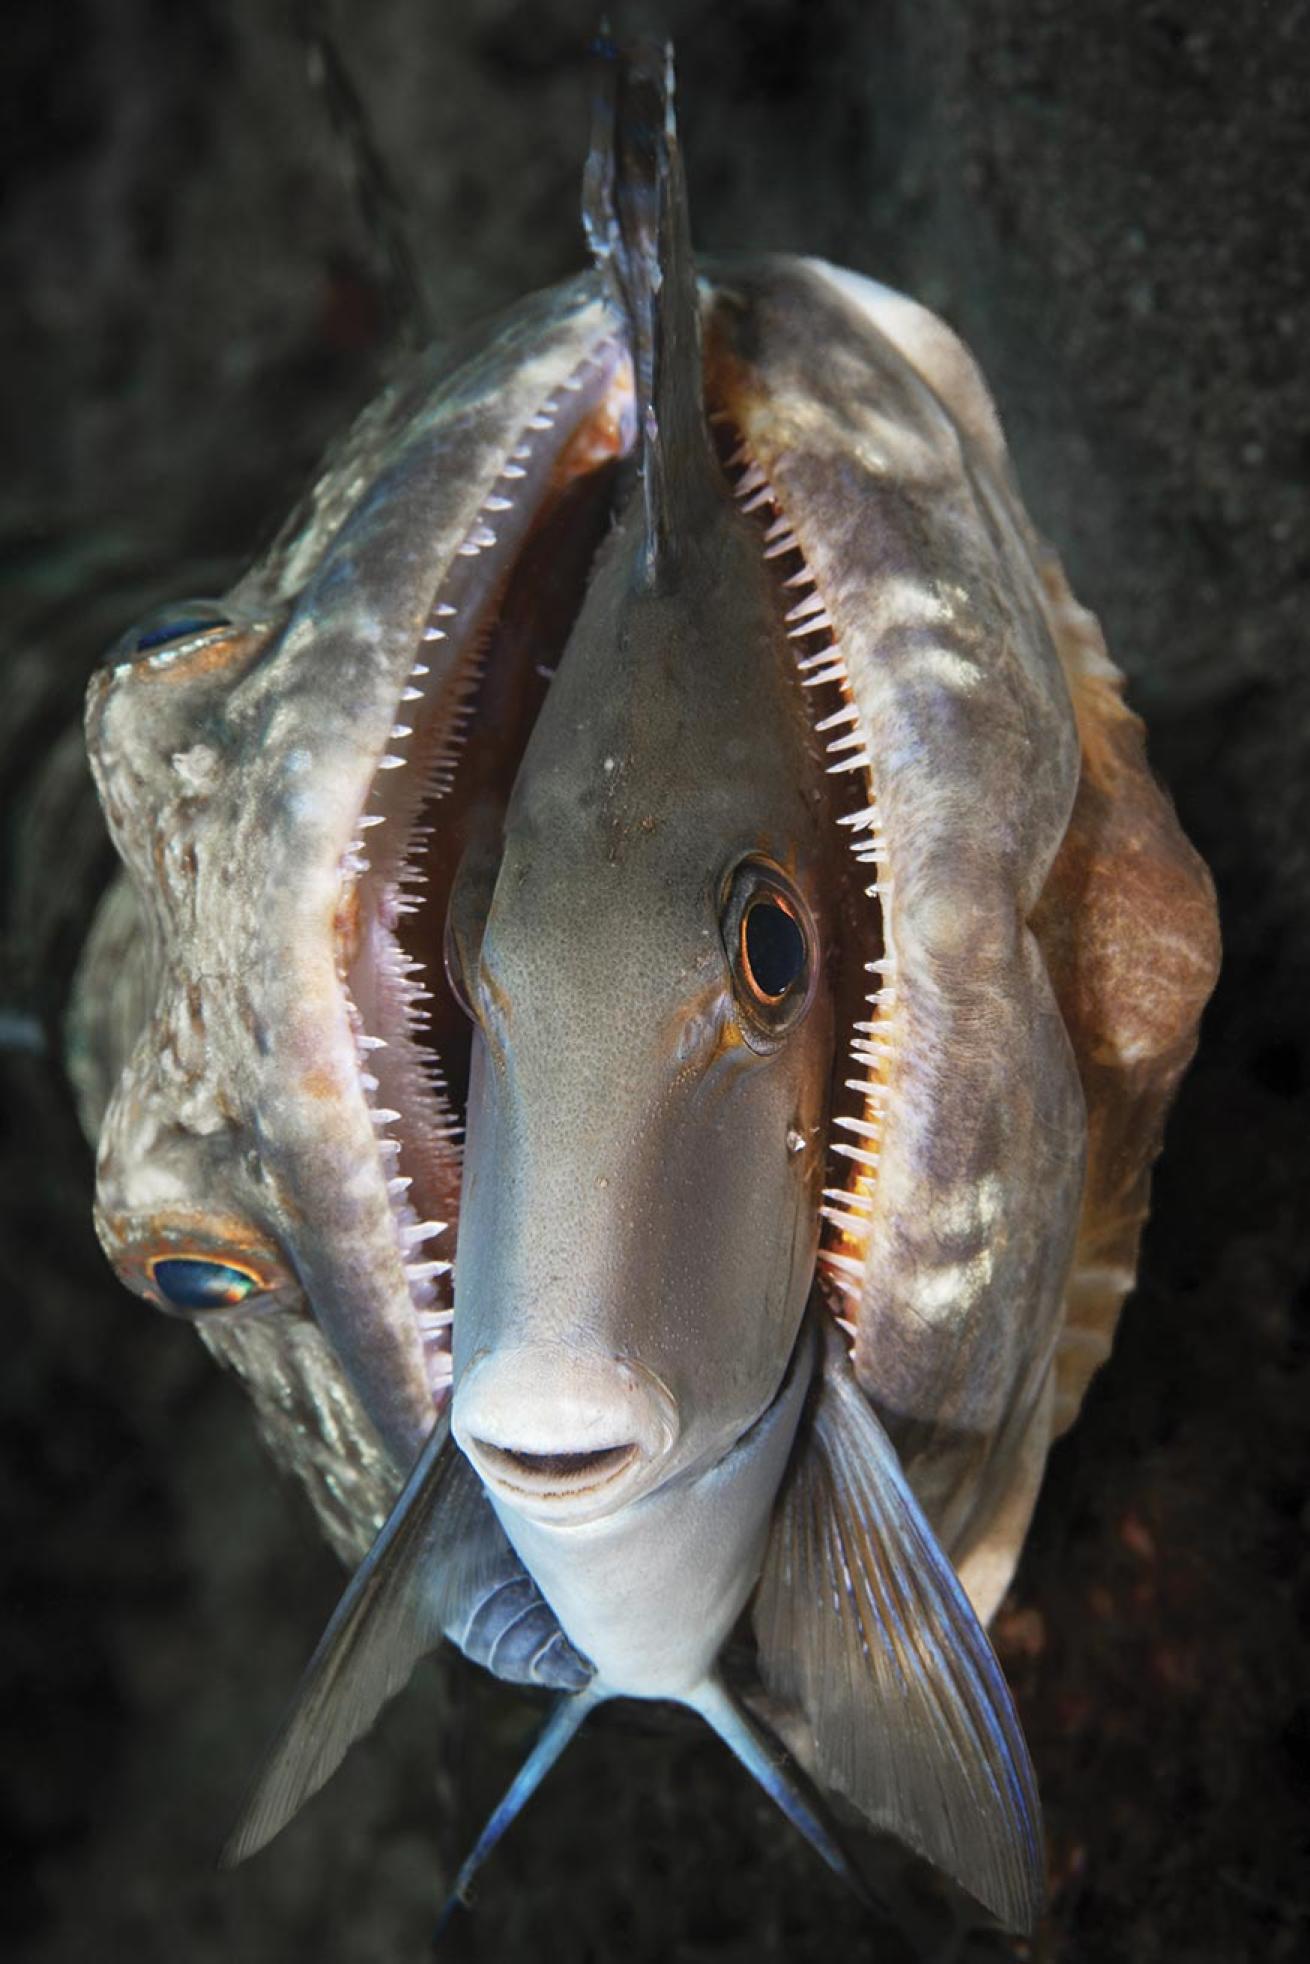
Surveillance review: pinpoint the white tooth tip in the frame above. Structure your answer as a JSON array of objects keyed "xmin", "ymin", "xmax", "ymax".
[{"xmin": 422, "ymin": 625, "xmax": 446, "ymax": 641}]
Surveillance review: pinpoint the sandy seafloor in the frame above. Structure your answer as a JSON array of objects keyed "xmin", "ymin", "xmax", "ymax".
[{"xmin": 2, "ymin": 2, "xmax": 1307, "ymax": 1959}]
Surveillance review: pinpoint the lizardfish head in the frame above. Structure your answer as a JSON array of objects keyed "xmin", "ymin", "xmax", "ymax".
[{"xmin": 448, "ymin": 456, "xmax": 835, "ymax": 1522}]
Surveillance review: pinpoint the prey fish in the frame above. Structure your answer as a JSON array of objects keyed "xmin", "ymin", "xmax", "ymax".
[{"xmin": 76, "ymin": 38, "xmax": 1220, "ymax": 1937}]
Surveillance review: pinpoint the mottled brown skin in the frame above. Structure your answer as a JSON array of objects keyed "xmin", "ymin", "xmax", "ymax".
[{"xmin": 1031, "ymin": 558, "xmax": 1221, "ymax": 1438}]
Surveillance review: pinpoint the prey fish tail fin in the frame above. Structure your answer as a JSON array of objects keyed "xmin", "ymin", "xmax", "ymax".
[
  {"xmin": 435, "ymin": 1687, "xmax": 602, "ymax": 1941},
  {"xmin": 692, "ymin": 1677, "xmax": 869, "ymax": 1901},
  {"xmin": 582, "ymin": 32, "xmax": 718, "ymax": 586},
  {"xmin": 754, "ymin": 1322, "xmax": 1046, "ymax": 1933},
  {"xmin": 224, "ymin": 1420, "xmax": 591, "ymax": 1866}
]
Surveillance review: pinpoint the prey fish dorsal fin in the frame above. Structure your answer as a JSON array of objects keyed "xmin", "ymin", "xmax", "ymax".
[
  {"xmin": 224, "ymin": 1419, "xmax": 592, "ymax": 1865},
  {"xmin": 583, "ymin": 34, "xmax": 718, "ymax": 588},
  {"xmin": 754, "ymin": 1323, "xmax": 1046, "ymax": 1933}
]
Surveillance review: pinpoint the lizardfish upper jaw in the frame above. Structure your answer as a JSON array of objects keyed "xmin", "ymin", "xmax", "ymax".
[{"xmin": 452, "ymin": 1345, "xmax": 680, "ymax": 1524}]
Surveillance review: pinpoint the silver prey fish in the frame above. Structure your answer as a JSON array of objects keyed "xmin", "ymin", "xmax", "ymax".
[{"xmin": 77, "ymin": 39, "xmax": 1220, "ymax": 1941}]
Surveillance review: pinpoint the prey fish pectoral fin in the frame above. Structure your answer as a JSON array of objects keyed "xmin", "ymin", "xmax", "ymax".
[
  {"xmin": 222, "ymin": 1419, "xmax": 592, "ymax": 1866},
  {"xmin": 754, "ymin": 1322, "xmax": 1046, "ymax": 1932}
]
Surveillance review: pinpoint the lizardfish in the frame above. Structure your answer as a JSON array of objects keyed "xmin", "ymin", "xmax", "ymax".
[{"xmin": 75, "ymin": 40, "xmax": 1219, "ymax": 1935}]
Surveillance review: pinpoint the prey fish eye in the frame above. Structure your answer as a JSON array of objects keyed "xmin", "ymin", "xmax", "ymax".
[
  {"xmin": 74, "ymin": 32, "xmax": 1219, "ymax": 1946},
  {"xmin": 741, "ymin": 896, "xmax": 804, "ymax": 1000},
  {"xmin": 724, "ymin": 860, "xmax": 814, "ymax": 1041}
]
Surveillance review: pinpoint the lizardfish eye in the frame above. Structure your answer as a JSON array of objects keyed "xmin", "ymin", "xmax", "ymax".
[
  {"xmin": 119, "ymin": 600, "xmax": 233, "ymax": 660},
  {"xmin": 147, "ymin": 1256, "xmax": 266, "ymax": 1315},
  {"xmin": 723, "ymin": 861, "xmax": 816, "ymax": 1044}
]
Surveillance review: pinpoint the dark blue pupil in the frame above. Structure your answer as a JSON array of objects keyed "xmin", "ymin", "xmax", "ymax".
[
  {"xmin": 743, "ymin": 899, "xmax": 805, "ymax": 999},
  {"xmin": 152, "ymin": 1258, "xmax": 259, "ymax": 1310},
  {"xmin": 133, "ymin": 607, "xmax": 230, "ymax": 653}
]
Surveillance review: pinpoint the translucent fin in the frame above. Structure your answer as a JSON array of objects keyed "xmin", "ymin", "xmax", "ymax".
[
  {"xmin": 224, "ymin": 1417, "xmax": 591, "ymax": 1865},
  {"xmin": 582, "ymin": 35, "xmax": 716, "ymax": 587},
  {"xmin": 435, "ymin": 1689, "xmax": 601, "ymax": 1938},
  {"xmin": 754, "ymin": 1322, "xmax": 1045, "ymax": 1932},
  {"xmin": 692, "ymin": 1677, "xmax": 868, "ymax": 1900}
]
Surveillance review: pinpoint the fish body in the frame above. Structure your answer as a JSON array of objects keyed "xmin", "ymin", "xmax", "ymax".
[{"xmin": 75, "ymin": 40, "xmax": 1219, "ymax": 1937}]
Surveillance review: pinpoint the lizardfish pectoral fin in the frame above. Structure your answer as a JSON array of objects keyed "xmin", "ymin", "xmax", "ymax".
[
  {"xmin": 754, "ymin": 1322, "xmax": 1046, "ymax": 1934},
  {"xmin": 224, "ymin": 1417, "xmax": 592, "ymax": 1866}
]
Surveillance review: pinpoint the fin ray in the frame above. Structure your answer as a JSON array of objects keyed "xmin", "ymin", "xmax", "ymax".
[
  {"xmin": 224, "ymin": 1419, "xmax": 591, "ymax": 1865},
  {"xmin": 754, "ymin": 1323, "xmax": 1045, "ymax": 1931}
]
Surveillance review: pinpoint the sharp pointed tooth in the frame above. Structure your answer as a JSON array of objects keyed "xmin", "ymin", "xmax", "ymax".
[
  {"xmin": 823, "ymin": 1187, "xmax": 871, "ymax": 1210},
  {"xmin": 402, "ymin": 1220, "xmax": 448, "ymax": 1248},
  {"xmin": 360, "ymin": 1071, "xmax": 379, "ymax": 1092},
  {"xmin": 764, "ymin": 514, "xmax": 791, "ymax": 541},
  {"xmin": 511, "ymin": 444, "xmax": 533, "ymax": 460},
  {"xmin": 839, "ymin": 806, "xmax": 880, "ymax": 829},
  {"xmin": 821, "ymin": 1204, "xmax": 872, "ymax": 1236},
  {"xmin": 786, "ymin": 592, "xmax": 828, "ymax": 623},
  {"xmin": 816, "ymin": 704, "xmax": 860, "ymax": 732},
  {"xmin": 387, "ymin": 1173, "xmax": 412, "ymax": 1194},
  {"xmin": 831, "ymin": 1141, "xmax": 881, "ymax": 1170},
  {"xmin": 827, "ymin": 731, "xmax": 867, "ymax": 754},
  {"xmin": 411, "ymin": 662, "xmax": 430, "ymax": 677},
  {"xmin": 763, "ymin": 532, "xmax": 798, "ymax": 559},
  {"xmin": 788, "ymin": 613, "xmax": 833, "ymax": 639},
  {"xmin": 405, "ymin": 1259, "xmax": 453, "ymax": 1282},
  {"xmin": 378, "ymin": 753, "xmax": 406, "ymax": 770},
  {"xmin": 359, "ymin": 1033, "xmax": 388, "ymax": 1050},
  {"xmin": 820, "ymin": 1249, "xmax": 867, "ymax": 1279},
  {"xmin": 828, "ymin": 751, "xmax": 872, "ymax": 773},
  {"xmin": 526, "ymin": 413, "xmax": 555, "ymax": 431},
  {"xmin": 436, "ymin": 602, "xmax": 457, "ymax": 617},
  {"xmin": 803, "ymin": 666, "xmax": 849, "ymax": 689},
  {"xmin": 422, "ymin": 624, "xmax": 447, "ymax": 640},
  {"xmin": 782, "ymin": 567, "xmax": 816, "ymax": 590},
  {"xmin": 739, "ymin": 485, "xmax": 774, "ymax": 513},
  {"xmin": 400, "ymin": 685, "xmax": 422, "ymax": 702},
  {"xmin": 501, "ymin": 462, "xmax": 527, "ymax": 479},
  {"xmin": 371, "ymin": 1108, "xmax": 403, "ymax": 1126},
  {"xmin": 735, "ymin": 463, "xmax": 767, "ymax": 497},
  {"xmin": 391, "ymin": 724, "xmax": 413, "ymax": 740},
  {"xmin": 358, "ymin": 814, "xmax": 386, "ymax": 829},
  {"xmin": 834, "ymin": 1113, "xmax": 883, "ymax": 1141},
  {"xmin": 484, "ymin": 494, "xmax": 513, "ymax": 512}
]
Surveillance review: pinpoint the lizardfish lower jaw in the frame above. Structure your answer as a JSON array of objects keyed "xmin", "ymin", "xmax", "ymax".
[{"xmin": 452, "ymin": 1345, "xmax": 680, "ymax": 1524}]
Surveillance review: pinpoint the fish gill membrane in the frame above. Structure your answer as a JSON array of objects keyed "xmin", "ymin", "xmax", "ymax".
[{"xmin": 77, "ymin": 28, "xmax": 1220, "ymax": 1950}]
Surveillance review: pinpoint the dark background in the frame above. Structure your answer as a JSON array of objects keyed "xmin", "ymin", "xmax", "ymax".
[{"xmin": 2, "ymin": 2, "xmax": 1307, "ymax": 1959}]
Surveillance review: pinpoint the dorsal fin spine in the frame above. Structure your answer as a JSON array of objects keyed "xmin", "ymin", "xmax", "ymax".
[{"xmin": 583, "ymin": 37, "xmax": 717, "ymax": 590}]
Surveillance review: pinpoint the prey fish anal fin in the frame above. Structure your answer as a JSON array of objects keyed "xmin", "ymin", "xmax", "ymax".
[
  {"xmin": 223, "ymin": 1419, "xmax": 592, "ymax": 1866},
  {"xmin": 754, "ymin": 1321, "xmax": 1045, "ymax": 1933}
]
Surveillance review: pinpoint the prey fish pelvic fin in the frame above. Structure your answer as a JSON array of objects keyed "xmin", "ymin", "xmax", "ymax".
[
  {"xmin": 223, "ymin": 1418, "xmax": 592, "ymax": 1867},
  {"xmin": 753, "ymin": 1321, "xmax": 1046, "ymax": 1933}
]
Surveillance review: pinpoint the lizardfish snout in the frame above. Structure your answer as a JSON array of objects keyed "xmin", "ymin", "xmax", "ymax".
[{"xmin": 453, "ymin": 1345, "xmax": 679, "ymax": 1521}]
